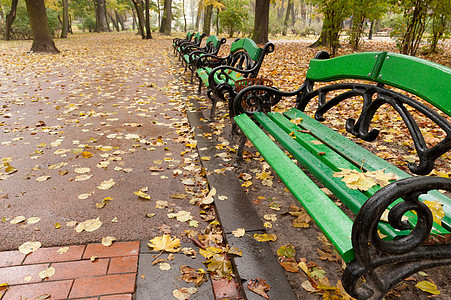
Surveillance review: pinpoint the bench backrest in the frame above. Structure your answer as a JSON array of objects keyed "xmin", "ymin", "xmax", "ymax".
[
  {"xmin": 227, "ymin": 38, "xmax": 275, "ymax": 77},
  {"xmin": 192, "ymin": 32, "xmax": 206, "ymax": 45},
  {"xmin": 205, "ymin": 35, "xmax": 226, "ymax": 51},
  {"xmin": 306, "ymin": 52, "xmax": 451, "ymax": 117}
]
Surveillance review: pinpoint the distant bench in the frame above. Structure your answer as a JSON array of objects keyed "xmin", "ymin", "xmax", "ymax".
[
  {"xmin": 194, "ymin": 38, "xmax": 274, "ymax": 119},
  {"xmin": 233, "ymin": 51, "xmax": 451, "ymax": 299}
]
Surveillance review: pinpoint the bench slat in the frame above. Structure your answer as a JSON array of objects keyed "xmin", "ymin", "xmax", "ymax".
[
  {"xmin": 306, "ymin": 52, "xmax": 385, "ymax": 82},
  {"xmin": 230, "ymin": 38, "xmax": 263, "ymax": 62},
  {"xmin": 261, "ymin": 112, "xmax": 410, "ymax": 239},
  {"xmin": 284, "ymin": 108, "xmax": 451, "ymax": 232},
  {"xmin": 235, "ymin": 113, "xmax": 355, "ymax": 262},
  {"xmin": 376, "ymin": 53, "xmax": 451, "ymax": 117}
]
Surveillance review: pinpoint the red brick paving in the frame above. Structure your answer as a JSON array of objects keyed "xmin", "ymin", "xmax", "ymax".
[{"xmin": 0, "ymin": 241, "xmax": 139, "ymax": 299}]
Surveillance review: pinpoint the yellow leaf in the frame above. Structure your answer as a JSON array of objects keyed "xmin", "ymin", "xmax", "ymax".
[
  {"xmin": 134, "ymin": 190, "xmax": 151, "ymax": 200},
  {"xmin": 241, "ymin": 181, "xmax": 252, "ymax": 187},
  {"xmin": 57, "ymin": 247, "xmax": 69, "ymax": 254},
  {"xmin": 75, "ymin": 217, "xmax": 102, "ymax": 233},
  {"xmin": 199, "ymin": 247, "xmax": 223, "ymax": 259},
  {"xmin": 101, "ymin": 236, "xmax": 116, "ymax": 247},
  {"xmin": 415, "ymin": 281, "xmax": 440, "ymax": 295},
  {"xmin": 148, "ymin": 234, "xmax": 181, "ymax": 252},
  {"xmin": 97, "ymin": 178, "xmax": 115, "ymax": 190},
  {"xmin": 423, "ymin": 200, "xmax": 445, "ymax": 226},
  {"xmin": 81, "ymin": 151, "xmax": 93, "ymax": 158},
  {"xmin": 253, "ymin": 233, "xmax": 277, "ymax": 242},
  {"xmin": 232, "ymin": 228, "xmax": 245, "ymax": 237},
  {"xmin": 38, "ymin": 267, "xmax": 55, "ymax": 279},
  {"xmin": 19, "ymin": 241, "xmax": 42, "ymax": 255}
]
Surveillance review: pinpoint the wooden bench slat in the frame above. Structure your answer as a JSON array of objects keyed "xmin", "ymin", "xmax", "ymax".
[
  {"xmin": 230, "ymin": 38, "xmax": 263, "ymax": 62},
  {"xmin": 256, "ymin": 112, "xmax": 407, "ymax": 240},
  {"xmin": 235, "ymin": 113, "xmax": 355, "ymax": 262},
  {"xmin": 376, "ymin": 53, "xmax": 451, "ymax": 117},
  {"xmin": 306, "ymin": 52, "xmax": 386, "ymax": 82},
  {"xmin": 283, "ymin": 108, "xmax": 451, "ymax": 232}
]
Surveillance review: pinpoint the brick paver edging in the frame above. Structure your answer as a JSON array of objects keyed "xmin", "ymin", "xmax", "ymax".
[{"xmin": 0, "ymin": 241, "xmax": 139, "ymax": 299}]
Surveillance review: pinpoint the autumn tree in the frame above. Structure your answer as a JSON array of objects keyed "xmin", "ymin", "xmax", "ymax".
[
  {"xmin": 427, "ymin": 0, "xmax": 451, "ymax": 54},
  {"xmin": 159, "ymin": 0, "xmax": 172, "ymax": 35},
  {"xmin": 308, "ymin": 0, "xmax": 349, "ymax": 55},
  {"xmin": 392, "ymin": 0, "xmax": 429, "ymax": 56},
  {"xmin": 95, "ymin": 0, "xmax": 109, "ymax": 32},
  {"xmin": 131, "ymin": 0, "xmax": 145, "ymax": 38},
  {"xmin": 24, "ymin": 0, "xmax": 59, "ymax": 53},
  {"xmin": 348, "ymin": 0, "xmax": 387, "ymax": 50},
  {"xmin": 252, "ymin": 0, "xmax": 270, "ymax": 44},
  {"xmin": 144, "ymin": 0, "xmax": 152, "ymax": 38},
  {"xmin": 61, "ymin": 0, "xmax": 69, "ymax": 38},
  {"xmin": 218, "ymin": 0, "xmax": 250, "ymax": 37},
  {"xmin": 4, "ymin": 0, "xmax": 19, "ymax": 40}
]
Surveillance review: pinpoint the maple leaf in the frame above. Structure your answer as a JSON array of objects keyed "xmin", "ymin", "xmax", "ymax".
[
  {"xmin": 147, "ymin": 234, "xmax": 181, "ymax": 252},
  {"xmin": 205, "ymin": 254, "xmax": 233, "ymax": 279},
  {"xmin": 333, "ymin": 168, "xmax": 399, "ymax": 191},
  {"xmin": 248, "ymin": 277, "xmax": 271, "ymax": 299}
]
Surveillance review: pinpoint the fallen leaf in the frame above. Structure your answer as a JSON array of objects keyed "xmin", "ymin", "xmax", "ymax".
[
  {"xmin": 10, "ymin": 216, "xmax": 26, "ymax": 224},
  {"xmin": 253, "ymin": 233, "xmax": 277, "ymax": 242},
  {"xmin": 74, "ymin": 167, "xmax": 90, "ymax": 174},
  {"xmin": 101, "ymin": 236, "xmax": 116, "ymax": 247},
  {"xmin": 78, "ymin": 193, "xmax": 91, "ymax": 200},
  {"xmin": 38, "ymin": 267, "xmax": 55, "ymax": 279},
  {"xmin": 247, "ymin": 277, "xmax": 271, "ymax": 299},
  {"xmin": 57, "ymin": 247, "xmax": 69, "ymax": 254},
  {"xmin": 415, "ymin": 281, "xmax": 440, "ymax": 295},
  {"xmin": 134, "ymin": 190, "xmax": 151, "ymax": 200},
  {"xmin": 232, "ymin": 228, "xmax": 245, "ymax": 238},
  {"xmin": 172, "ymin": 287, "xmax": 198, "ymax": 300},
  {"xmin": 277, "ymin": 245, "xmax": 296, "ymax": 258},
  {"xmin": 81, "ymin": 151, "xmax": 93, "ymax": 158},
  {"xmin": 97, "ymin": 178, "xmax": 115, "ymax": 190},
  {"xmin": 19, "ymin": 241, "xmax": 41, "ymax": 254},
  {"xmin": 159, "ymin": 262, "xmax": 172, "ymax": 270},
  {"xmin": 75, "ymin": 217, "xmax": 102, "ymax": 233},
  {"xmin": 36, "ymin": 176, "xmax": 51, "ymax": 182},
  {"xmin": 148, "ymin": 234, "xmax": 181, "ymax": 252},
  {"xmin": 74, "ymin": 174, "xmax": 92, "ymax": 182}
]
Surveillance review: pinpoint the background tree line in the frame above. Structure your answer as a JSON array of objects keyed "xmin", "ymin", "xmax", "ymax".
[{"xmin": 0, "ymin": 0, "xmax": 449, "ymax": 55}]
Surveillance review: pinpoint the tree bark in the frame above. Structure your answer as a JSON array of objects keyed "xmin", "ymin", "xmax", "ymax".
[
  {"xmin": 182, "ymin": 0, "xmax": 187, "ymax": 32},
  {"xmin": 368, "ymin": 20, "xmax": 374, "ymax": 40},
  {"xmin": 131, "ymin": 0, "xmax": 145, "ymax": 38},
  {"xmin": 24, "ymin": 0, "xmax": 59, "ymax": 53},
  {"xmin": 252, "ymin": 0, "xmax": 270, "ymax": 44},
  {"xmin": 195, "ymin": 1, "xmax": 202, "ymax": 30},
  {"xmin": 5, "ymin": 0, "xmax": 19, "ymax": 41},
  {"xmin": 61, "ymin": 0, "xmax": 69, "ymax": 38},
  {"xmin": 203, "ymin": 4, "xmax": 213, "ymax": 36},
  {"xmin": 95, "ymin": 0, "xmax": 109, "ymax": 32},
  {"xmin": 282, "ymin": 0, "xmax": 293, "ymax": 36},
  {"xmin": 109, "ymin": 13, "xmax": 120, "ymax": 31},
  {"xmin": 159, "ymin": 0, "xmax": 172, "ymax": 35},
  {"xmin": 116, "ymin": 11, "xmax": 127, "ymax": 31},
  {"xmin": 145, "ymin": 0, "xmax": 152, "ymax": 39}
]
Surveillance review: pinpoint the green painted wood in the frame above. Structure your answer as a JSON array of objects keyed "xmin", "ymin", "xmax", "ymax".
[
  {"xmin": 283, "ymin": 108, "xmax": 451, "ymax": 233},
  {"xmin": 230, "ymin": 38, "xmax": 262, "ymax": 62},
  {"xmin": 306, "ymin": 52, "xmax": 385, "ymax": 82},
  {"xmin": 235, "ymin": 113, "xmax": 355, "ymax": 262},
  {"xmin": 206, "ymin": 35, "xmax": 220, "ymax": 48},
  {"xmin": 376, "ymin": 53, "xmax": 451, "ymax": 116},
  {"xmin": 256, "ymin": 112, "xmax": 405, "ymax": 240}
]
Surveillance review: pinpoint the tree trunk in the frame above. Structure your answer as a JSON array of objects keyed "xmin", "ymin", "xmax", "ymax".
[
  {"xmin": 282, "ymin": 0, "xmax": 293, "ymax": 36},
  {"xmin": 68, "ymin": 14, "xmax": 73, "ymax": 34},
  {"xmin": 95, "ymin": 0, "xmax": 109, "ymax": 32},
  {"xmin": 195, "ymin": 1, "xmax": 202, "ymax": 30},
  {"xmin": 5, "ymin": 0, "xmax": 19, "ymax": 41},
  {"xmin": 132, "ymin": 11, "xmax": 137, "ymax": 30},
  {"xmin": 131, "ymin": 0, "xmax": 145, "ymax": 38},
  {"xmin": 109, "ymin": 13, "xmax": 120, "ymax": 31},
  {"xmin": 159, "ymin": 0, "xmax": 172, "ymax": 35},
  {"xmin": 157, "ymin": 0, "xmax": 161, "ymax": 28},
  {"xmin": 368, "ymin": 20, "xmax": 374, "ymax": 40},
  {"xmin": 216, "ymin": 7, "xmax": 220, "ymax": 34},
  {"xmin": 61, "ymin": 0, "xmax": 69, "ymax": 38},
  {"xmin": 116, "ymin": 11, "xmax": 127, "ymax": 31},
  {"xmin": 252, "ymin": 0, "xmax": 270, "ymax": 44},
  {"xmin": 24, "ymin": 0, "xmax": 59, "ymax": 53},
  {"xmin": 203, "ymin": 4, "xmax": 213, "ymax": 36},
  {"xmin": 309, "ymin": 3, "xmax": 343, "ymax": 55},
  {"xmin": 400, "ymin": 0, "xmax": 428, "ymax": 56},
  {"xmin": 182, "ymin": 0, "xmax": 187, "ymax": 32},
  {"xmin": 145, "ymin": 0, "xmax": 152, "ymax": 38}
]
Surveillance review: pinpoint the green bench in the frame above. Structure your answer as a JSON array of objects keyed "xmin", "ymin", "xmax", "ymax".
[
  {"xmin": 175, "ymin": 32, "xmax": 206, "ymax": 59},
  {"xmin": 194, "ymin": 38, "xmax": 274, "ymax": 120},
  {"xmin": 180, "ymin": 35, "xmax": 227, "ymax": 82},
  {"xmin": 233, "ymin": 51, "xmax": 451, "ymax": 299},
  {"xmin": 172, "ymin": 32, "xmax": 193, "ymax": 54}
]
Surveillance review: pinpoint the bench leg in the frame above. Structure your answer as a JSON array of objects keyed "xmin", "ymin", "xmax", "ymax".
[
  {"xmin": 208, "ymin": 90, "xmax": 217, "ymax": 121},
  {"xmin": 198, "ymin": 78, "xmax": 202, "ymax": 94},
  {"xmin": 236, "ymin": 132, "xmax": 247, "ymax": 162}
]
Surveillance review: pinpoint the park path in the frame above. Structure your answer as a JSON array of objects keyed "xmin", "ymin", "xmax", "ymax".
[{"xmin": 0, "ymin": 33, "xmax": 207, "ymax": 251}]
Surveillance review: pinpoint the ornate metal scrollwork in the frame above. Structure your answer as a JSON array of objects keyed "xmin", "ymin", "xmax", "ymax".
[
  {"xmin": 342, "ymin": 176, "xmax": 451, "ymax": 300},
  {"xmin": 296, "ymin": 82, "xmax": 451, "ymax": 175}
]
